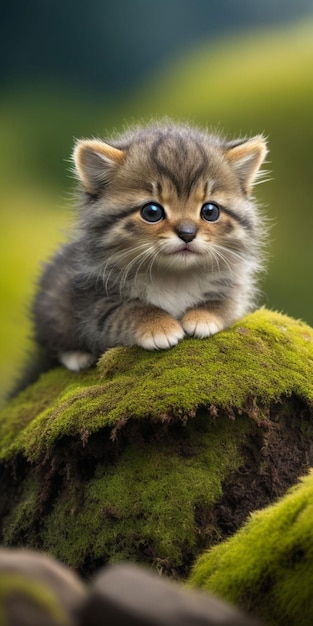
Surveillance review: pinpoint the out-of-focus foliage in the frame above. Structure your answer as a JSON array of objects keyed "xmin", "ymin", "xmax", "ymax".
[
  {"xmin": 1, "ymin": 19, "xmax": 313, "ymax": 400},
  {"xmin": 1, "ymin": 0, "xmax": 312, "ymax": 94}
]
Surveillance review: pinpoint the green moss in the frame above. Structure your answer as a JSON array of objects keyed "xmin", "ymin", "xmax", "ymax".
[
  {"xmin": 2, "ymin": 475, "xmax": 41, "ymax": 545},
  {"xmin": 188, "ymin": 470, "xmax": 313, "ymax": 626},
  {"xmin": 1, "ymin": 308, "xmax": 313, "ymax": 464},
  {"xmin": 33, "ymin": 412, "xmax": 249, "ymax": 571}
]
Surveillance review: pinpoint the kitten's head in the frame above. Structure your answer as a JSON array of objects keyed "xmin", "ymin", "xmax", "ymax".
[{"xmin": 73, "ymin": 122, "xmax": 267, "ymax": 275}]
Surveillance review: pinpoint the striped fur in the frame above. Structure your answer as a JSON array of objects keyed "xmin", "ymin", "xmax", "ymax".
[{"xmin": 33, "ymin": 121, "xmax": 268, "ymax": 371}]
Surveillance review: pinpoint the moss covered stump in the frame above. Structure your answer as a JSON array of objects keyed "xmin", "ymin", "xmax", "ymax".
[{"xmin": 0, "ymin": 308, "xmax": 313, "ymax": 579}]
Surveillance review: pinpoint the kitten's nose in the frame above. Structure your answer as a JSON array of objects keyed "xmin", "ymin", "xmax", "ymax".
[{"xmin": 175, "ymin": 221, "xmax": 198, "ymax": 243}]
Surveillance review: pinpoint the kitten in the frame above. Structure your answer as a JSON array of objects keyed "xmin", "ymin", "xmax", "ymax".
[{"xmin": 32, "ymin": 121, "xmax": 267, "ymax": 374}]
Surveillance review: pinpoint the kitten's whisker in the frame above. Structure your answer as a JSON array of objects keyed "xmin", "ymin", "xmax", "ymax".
[
  {"xmin": 204, "ymin": 245, "xmax": 223, "ymax": 274},
  {"xmin": 106, "ymin": 243, "xmax": 150, "ymax": 270},
  {"xmin": 134, "ymin": 247, "xmax": 156, "ymax": 287},
  {"xmin": 213, "ymin": 244, "xmax": 247, "ymax": 265},
  {"xmin": 209, "ymin": 246, "xmax": 233, "ymax": 276},
  {"xmin": 118, "ymin": 244, "xmax": 156, "ymax": 294},
  {"xmin": 98, "ymin": 243, "xmax": 152, "ymax": 293},
  {"xmin": 147, "ymin": 248, "xmax": 162, "ymax": 283}
]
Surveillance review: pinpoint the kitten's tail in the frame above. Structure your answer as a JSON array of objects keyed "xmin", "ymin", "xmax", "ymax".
[{"xmin": 7, "ymin": 347, "xmax": 59, "ymax": 401}]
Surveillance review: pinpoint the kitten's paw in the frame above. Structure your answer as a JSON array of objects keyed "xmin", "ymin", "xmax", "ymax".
[
  {"xmin": 59, "ymin": 350, "xmax": 96, "ymax": 371},
  {"xmin": 136, "ymin": 315, "xmax": 184, "ymax": 350},
  {"xmin": 182, "ymin": 309, "xmax": 224, "ymax": 339}
]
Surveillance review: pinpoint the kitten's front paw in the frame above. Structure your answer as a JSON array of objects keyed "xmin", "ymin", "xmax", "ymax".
[
  {"xmin": 182, "ymin": 309, "xmax": 224, "ymax": 339},
  {"xmin": 136, "ymin": 315, "xmax": 184, "ymax": 350}
]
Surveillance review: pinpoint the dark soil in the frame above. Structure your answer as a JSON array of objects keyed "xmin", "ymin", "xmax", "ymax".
[{"xmin": 194, "ymin": 395, "xmax": 313, "ymax": 547}]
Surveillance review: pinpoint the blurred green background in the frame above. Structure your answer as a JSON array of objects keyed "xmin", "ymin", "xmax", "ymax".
[{"xmin": 1, "ymin": 0, "xmax": 313, "ymax": 400}]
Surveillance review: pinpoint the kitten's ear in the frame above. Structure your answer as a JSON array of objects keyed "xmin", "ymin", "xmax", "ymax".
[
  {"xmin": 226, "ymin": 136, "xmax": 268, "ymax": 193},
  {"xmin": 73, "ymin": 139, "xmax": 125, "ymax": 194}
]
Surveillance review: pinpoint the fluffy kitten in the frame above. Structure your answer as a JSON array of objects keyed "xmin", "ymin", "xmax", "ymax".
[{"xmin": 33, "ymin": 121, "xmax": 267, "ymax": 373}]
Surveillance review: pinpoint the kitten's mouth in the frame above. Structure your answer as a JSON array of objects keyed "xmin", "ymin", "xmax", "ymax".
[
  {"xmin": 172, "ymin": 245, "xmax": 197, "ymax": 255},
  {"xmin": 162, "ymin": 244, "xmax": 202, "ymax": 262}
]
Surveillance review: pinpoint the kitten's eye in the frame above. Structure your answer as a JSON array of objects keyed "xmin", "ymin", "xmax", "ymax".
[
  {"xmin": 201, "ymin": 202, "xmax": 220, "ymax": 222},
  {"xmin": 141, "ymin": 203, "xmax": 165, "ymax": 223}
]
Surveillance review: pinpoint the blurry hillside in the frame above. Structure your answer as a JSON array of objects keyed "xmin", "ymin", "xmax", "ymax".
[{"xmin": 1, "ymin": 6, "xmax": 313, "ymax": 400}]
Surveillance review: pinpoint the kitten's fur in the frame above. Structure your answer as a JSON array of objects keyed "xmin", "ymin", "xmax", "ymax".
[{"xmin": 31, "ymin": 121, "xmax": 267, "ymax": 375}]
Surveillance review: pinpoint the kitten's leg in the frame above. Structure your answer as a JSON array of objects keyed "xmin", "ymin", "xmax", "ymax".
[
  {"xmin": 100, "ymin": 302, "xmax": 185, "ymax": 351},
  {"xmin": 59, "ymin": 351, "xmax": 96, "ymax": 372}
]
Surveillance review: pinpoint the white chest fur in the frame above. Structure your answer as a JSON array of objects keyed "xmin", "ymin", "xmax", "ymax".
[{"xmin": 130, "ymin": 271, "xmax": 226, "ymax": 319}]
